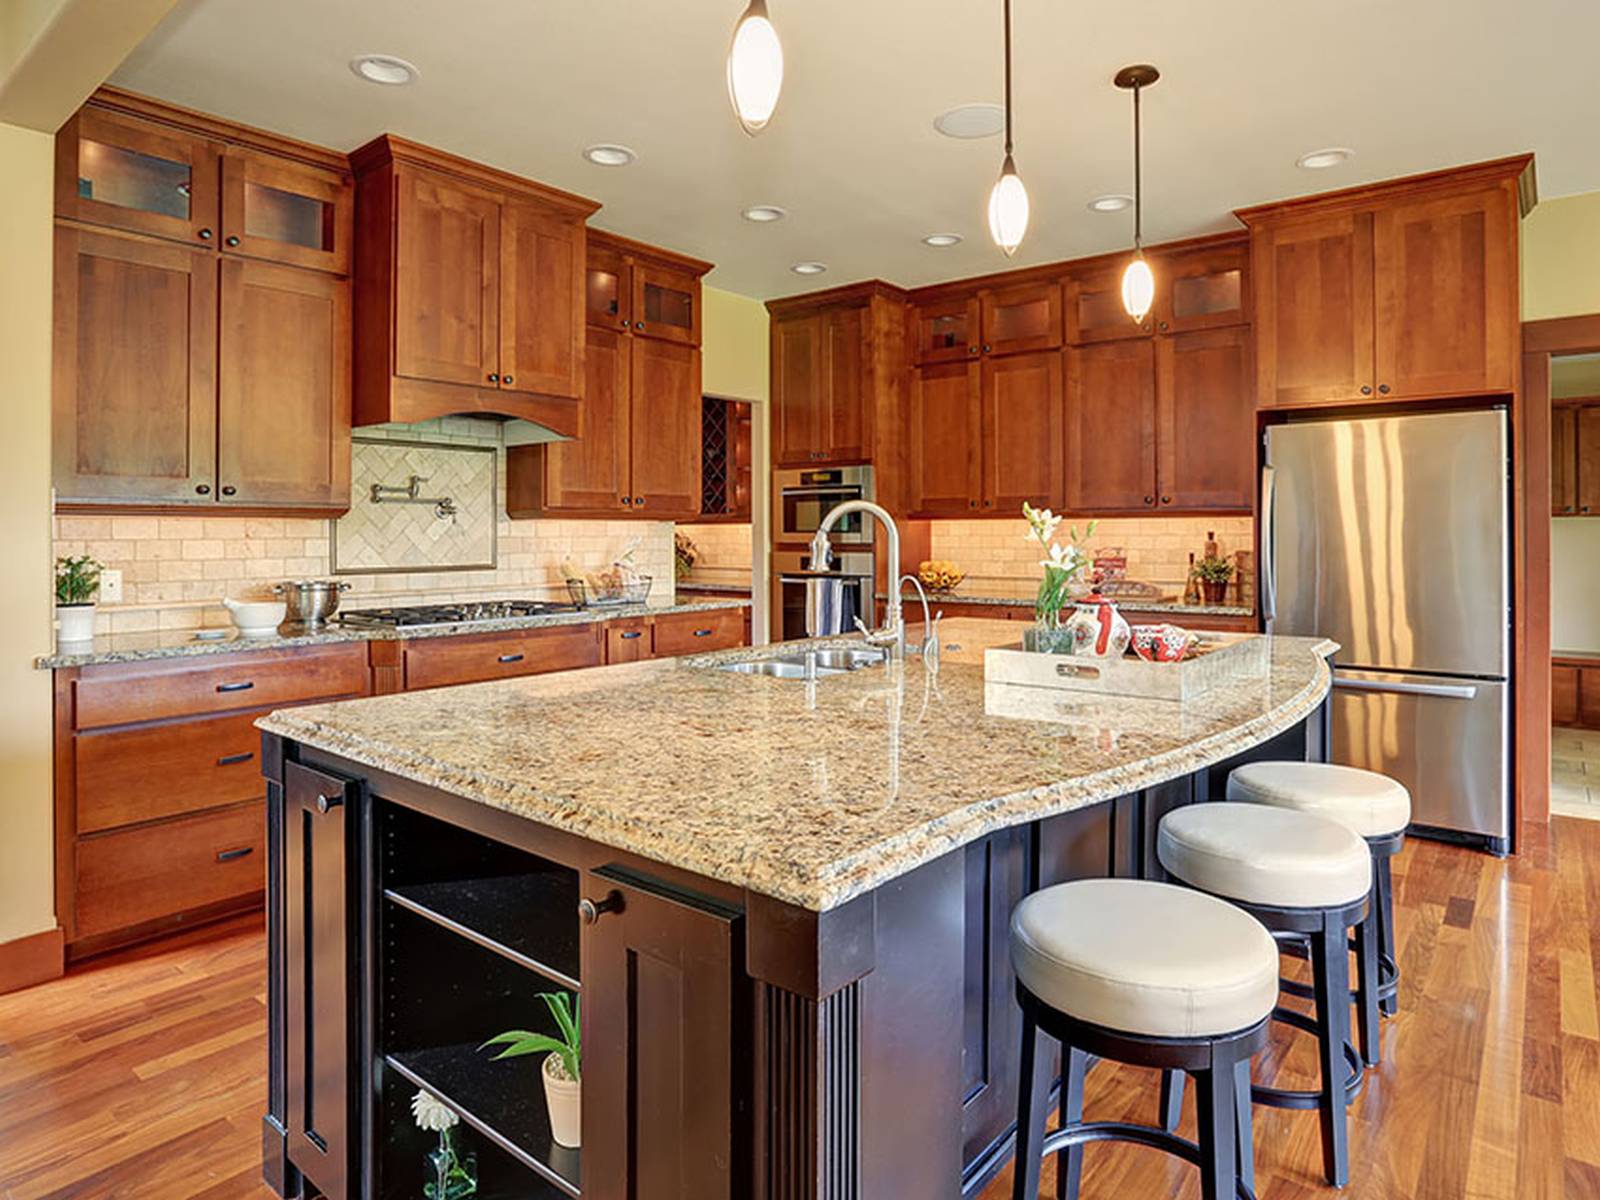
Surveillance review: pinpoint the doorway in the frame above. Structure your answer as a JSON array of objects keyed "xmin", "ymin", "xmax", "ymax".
[{"xmin": 1550, "ymin": 351, "xmax": 1600, "ymax": 816}]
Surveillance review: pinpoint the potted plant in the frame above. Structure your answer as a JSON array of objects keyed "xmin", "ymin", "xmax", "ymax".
[
  {"xmin": 482, "ymin": 992, "xmax": 581, "ymax": 1148},
  {"xmin": 55, "ymin": 555, "xmax": 103, "ymax": 644},
  {"xmin": 1194, "ymin": 556, "xmax": 1235, "ymax": 605},
  {"xmin": 674, "ymin": 532, "xmax": 699, "ymax": 582},
  {"xmin": 1022, "ymin": 502, "xmax": 1096, "ymax": 653}
]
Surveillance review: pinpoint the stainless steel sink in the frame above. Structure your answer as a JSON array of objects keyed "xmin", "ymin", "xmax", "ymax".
[
  {"xmin": 713, "ymin": 646, "xmax": 887, "ymax": 680},
  {"xmin": 803, "ymin": 648, "xmax": 887, "ymax": 671}
]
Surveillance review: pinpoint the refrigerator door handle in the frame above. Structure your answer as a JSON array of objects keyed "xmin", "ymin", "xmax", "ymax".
[
  {"xmin": 1333, "ymin": 677, "xmax": 1480, "ymax": 701},
  {"xmin": 1259, "ymin": 463, "xmax": 1277, "ymax": 624}
]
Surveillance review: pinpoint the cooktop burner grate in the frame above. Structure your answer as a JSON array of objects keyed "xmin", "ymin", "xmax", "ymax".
[{"xmin": 336, "ymin": 600, "xmax": 581, "ymax": 628}]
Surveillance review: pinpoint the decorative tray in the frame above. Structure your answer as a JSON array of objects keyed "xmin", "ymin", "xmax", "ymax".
[{"xmin": 983, "ymin": 633, "xmax": 1269, "ymax": 703}]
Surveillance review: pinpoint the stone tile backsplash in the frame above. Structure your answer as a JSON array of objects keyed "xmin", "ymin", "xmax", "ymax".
[{"xmin": 54, "ymin": 417, "xmax": 675, "ymax": 635}]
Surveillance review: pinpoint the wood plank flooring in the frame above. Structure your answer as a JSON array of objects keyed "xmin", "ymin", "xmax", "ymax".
[{"xmin": 0, "ymin": 821, "xmax": 1595, "ymax": 1199}]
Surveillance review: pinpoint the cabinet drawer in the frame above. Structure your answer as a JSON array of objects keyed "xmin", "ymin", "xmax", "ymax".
[
  {"xmin": 75, "ymin": 801, "xmax": 265, "ymax": 939},
  {"xmin": 76, "ymin": 710, "xmax": 266, "ymax": 834},
  {"xmin": 604, "ymin": 619, "xmax": 653, "ymax": 664},
  {"xmin": 652, "ymin": 608, "xmax": 746, "ymax": 657},
  {"xmin": 73, "ymin": 643, "xmax": 369, "ymax": 730},
  {"xmin": 403, "ymin": 624, "xmax": 601, "ymax": 691}
]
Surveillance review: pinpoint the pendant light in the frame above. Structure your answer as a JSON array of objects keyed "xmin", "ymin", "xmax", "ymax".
[
  {"xmin": 986, "ymin": 0, "xmax": 1029, "ymax": 255},
  {"xmin": 727, "ymin": 0, "xmax": 784, "ymax": 135},
  {"xmin": 1115, "ymin": 64, "xmax": 1159, "ymax": 322}
]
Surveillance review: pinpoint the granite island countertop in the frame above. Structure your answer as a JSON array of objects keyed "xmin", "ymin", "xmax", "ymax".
[
  {"xmin": 258, "ymin": 618, "xmax": 1335, "ymax": 912},
  {"xmin": 36, "ymin": 597, "xmax": 751, "ymax": 669}
]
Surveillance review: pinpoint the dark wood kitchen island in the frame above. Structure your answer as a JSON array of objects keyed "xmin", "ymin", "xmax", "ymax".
[{"xmin": 255, "ymin": 620, "xmax": 1335, "ymax": 1200}]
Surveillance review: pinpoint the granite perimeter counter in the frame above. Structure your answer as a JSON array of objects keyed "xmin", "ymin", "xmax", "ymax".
[{"xmin": 256, "ymin": 619, "xmax": 1335, "ymax": 1200}]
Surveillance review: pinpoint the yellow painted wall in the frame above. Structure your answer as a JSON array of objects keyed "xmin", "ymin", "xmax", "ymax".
[
  {"xmin": 0, "ymin": 120, "xmax": 59, "ymax": 944},
  {"xmin": 701, "ymin": 285, "xmax": 769, "ymax": 402},
  {"xmin": 1522, "ymin": 189, "xmax": 1600, "ymax": 321}
]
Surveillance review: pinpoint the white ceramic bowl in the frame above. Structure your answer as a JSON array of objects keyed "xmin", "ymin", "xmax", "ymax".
[{"xmin": 223, "ymin": 597, "xmax": 286, "ymax": 638}]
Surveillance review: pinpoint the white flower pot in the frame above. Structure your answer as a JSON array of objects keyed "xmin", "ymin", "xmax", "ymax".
[
  {"xmin": 56, "ymin": 603, "xmax": 97, "ymax": 645},
  {"xmin": 542, "ymin": 1053, "xmax": 581, "ymax": 1149}
]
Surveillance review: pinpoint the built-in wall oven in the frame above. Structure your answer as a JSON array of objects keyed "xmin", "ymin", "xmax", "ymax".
[
  {"xmin": 775, "ymin": 466, "xmax": 875, "ymax": 546},
  {"xmin": 774, "ymin": 549, "xmax": 875, "ymax": 642}
]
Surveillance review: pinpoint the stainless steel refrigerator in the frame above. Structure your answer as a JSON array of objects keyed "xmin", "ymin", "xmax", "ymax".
[{"xmin": 1263, "ymin": 409, "xmax": 1512, "ymax": 853}]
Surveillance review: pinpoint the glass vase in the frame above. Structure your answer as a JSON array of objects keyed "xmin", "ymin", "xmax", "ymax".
[
  {"xmin": 425, "ymin": 1127, "xmax": 478, "ymax": 1200},
  {"xmin": 1025, "ymin": 616, "xmax": 1075, "ymax": 655}
]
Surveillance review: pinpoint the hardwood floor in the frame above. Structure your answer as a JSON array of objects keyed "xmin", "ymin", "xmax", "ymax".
[{"xmin": 0, "ymin": 821, "xmax": 1595, "ymax": 1199}]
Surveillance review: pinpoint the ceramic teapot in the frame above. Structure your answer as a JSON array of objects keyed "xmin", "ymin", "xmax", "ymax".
[{"xmin": 1063, "ymin": 593, "xmax": 1131, "ymax": 659}]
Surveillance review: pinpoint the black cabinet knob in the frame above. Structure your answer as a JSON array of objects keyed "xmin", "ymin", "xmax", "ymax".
[
  {"xmin": 983, "ymin": 498, "xmax": 993, "ymax": 507},
  {"xmin": 195, "ymin": 484, "xmax": 211, "ymax": 495},
  {"xmin": 1159, "ymin": 321, "xmax": 1169, "ymax": 331},
  {"xmin": 622, "ymin": 496, "xmax": 632, "ymax": 506},
  {"xmin": 1378, "ymin": 384, "xmax": 1390, "ymax": 394},
  {"xmin": 1143, "ymin": 495, "xmax": 1154, "ymax": 505},
  {"xmin": 221, "ymin": 485, "xmax": 237, "ymax": 496},
  {"xmin": 982, "ymin": 343, "xmax": 992, "ymax": 353},
  {"xmin": 578, "ymin": 891, "xmax": 624, "ymax": 925},
  {"xmin": 635, "ymin": 321, "xmax": 645, "ymax": 330},
  {"xmin": 1161, "ymin": 496, "xmax": 1171, "ymax": 505},
  {"xmin": 968, "ymin": 499, "xmax": 977, "ymax": 508},
  {"xmin": 198, "ymin": 227, "xmax": 213, "ymax": 240},
  {"xmin": 225, "ymin": 235, "xmax": 240, "ymax": 247},
  {"xmin": 1360, "ymin": 386, "xmax": 1372, "ymax": 396},
  {"xmin": 315, "ymin": 792, "xmax": 342, "ymax": 814},
  {"xmin": 968, "ymin": 346, "xmax": 979, "ymax": 356},
  {"xmin": 634, "ymin": 496, "xmax": 645, "ymax": 507},
  {"xmin": 487, "ymin": 373, "xmax": 500, "ymax": 383},
  {"xmin": 619, "ymin": 318, "xmax": 629, "ymax": 328},
  {"xmin": 502, "ymin": 375, "xmax": 514, "ymax": 385}
]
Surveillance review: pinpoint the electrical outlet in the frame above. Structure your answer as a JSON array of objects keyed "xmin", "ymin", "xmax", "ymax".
[{"xmin": 99, "ymin": 569, "xmax": 123, "ymax": 604}]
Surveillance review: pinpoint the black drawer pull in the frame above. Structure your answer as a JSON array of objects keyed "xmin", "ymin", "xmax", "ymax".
[
  {"xmin": 216, "ymin": 681, "xmax": 255, "ymax": 693},
  {"xmin": 620, "ymin": 631, "xmax": 643, "ymax": 640},
  {"xmin": 693, "ymin": 628, "xmax": 714, "ymax": 637},
  {"xmin": 216, "ymin": 847, "xmax": 254, "ymax": 863},
  {"xmin": 216, "ymin": 751, "xmax": 255, "ymax": 766},
  {"xmin": 316, "ymin": 792, "xmax": 342, "ymax": 814},
  {"xmin": 497, "ymin": 653, "xmax": 525, "ymax": 664}
]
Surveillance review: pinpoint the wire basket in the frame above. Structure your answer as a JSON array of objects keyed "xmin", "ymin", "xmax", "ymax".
[{"xmin": 565, "ymin": 573, "xmax": 652, "ymax": 608}]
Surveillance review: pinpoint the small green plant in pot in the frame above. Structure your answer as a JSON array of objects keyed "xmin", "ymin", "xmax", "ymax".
[
  {"xmin": 55, "ymin": 555, "xmax": 103, "ymax": 645},
  {"xmin": 482, "ymin": 992, "xmax": 581, "ymax": 1149},
  {"xmin": 1194, "ymin": 556, "xmax": 1235, "ymax": 605}
]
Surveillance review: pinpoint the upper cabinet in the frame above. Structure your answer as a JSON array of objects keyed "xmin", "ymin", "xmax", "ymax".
[
  {"xmin": 911, "ymin": 281, "xmax": 1062, "ymax": 362},
  {"xmin": 1066, "ymin": 241, "xmax": 1249, "ymax": 343},
  {"xmin": 506, "ymin": 231, "xmax": 710, "ymax": 520},
  {"xmin": 52, "ymin": 90, "xmax": 353, "ymax": 514},
  {"xmin": 1554, "ymin": 403, "xmax": 1600, "ymax": 517},
  {"xmin": 1242, "ymin": 157, "xmax": 1529, "ymax": 408},
  {"xmin": 348, "ymin": 135, "xmax": 599, "ymax": 433}
]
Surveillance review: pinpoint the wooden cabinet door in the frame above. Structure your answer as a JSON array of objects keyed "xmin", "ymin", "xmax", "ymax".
[
  {"xmin": 582, "ymin": 865, "xmax": 739, "ymax": 1200},
  {"xmin": 1583, "ymin": 669, "xmax": 1600, "ymax": 731},
  {"xmin": 1252, "ymin": 211, "xmax": 1375, "ymax": 407},
  {"xmin": 1374, "ymin": 187, "xmax": 1514, "ymax": 400},
  {"xmin": 773, "ymin": 312, "xmax": 824, "ymax": 466},
  {"xmin": 1554, "ymin": 406, "xmax": 1579, "ymax": 516},
  {"xmin": 1065, "ymin": 265, "xmax": 1151, "ymax": 344},
  {"xmin": 392, "ymin": 167, "xmax": 500, "ymax": 389},
  {"xmin": 282, "ymin": 762, "xmax": 357, "ymax": 1200},
  {"xmin": 605, "ymin": 619, "xmax": 653, "ymax": 663},
  {"xmin": 540, "ymin": 325, "xmax": 631, "ymax": 512},
  {"xmin": 53, "ymin": 227, "xmax": 217, "ymax": 503},
  {"xmin": 498, "ymin": 199, "xmax": 584, "ymax": 399},
  {"xmin": 1155, "ymin": 327, "xmax": 1255, "ymax": 511},
  {"xmin": 981, "ymin": 350, "xmax": 1063, "ymax": 513},
  {"xmin": 632, "ymin": 262, "xmax": 700, "ymax": 345},
  {"xmin": 220, "ymin": 147, "xmax": 352, "ymax": 274},
  {"xmin": 912, "ymin": 295, "xmax": 981, "ymax": 364},
  {"xmin": 218, "ymin": 259, "xmax": 351, "ymax": 508},
  {"xmin": 628, "ymin": 339, "xmax": 701, "ymax": 516},
  {"xmin": 961, "ymin": 827, "xmax": 1029, "ymax": 1168},
  {"xmin": 822, "ymin": 304, "xmax": 870, "ymax": 462},
  {"xmin": 56, "ymin": 106, "xmax": 221, "ymax": 246},
  {"xmin": 1575, "ymin": 407, "xmax": 1600, "ymax": 517},
  {"xmin": 1065, "ymin": 340, "xmax": 1157, "ymax": 512},
  {"xmin": 1158, "ymin": 243, "xmax": 1249, "ymax": 335},
  {"xmin": 586, "ymin": 241, "xmax": 632, "ymax": 330},
  {"xmin": 908, "ymin": 361, "xmax": 982, "ymax": 516},
  {"xmin": 981, "ymin": 282, "xmax": 1062, "ymax": 356},
  {"xmin": 1554, "ymin": 665, "xmax": 1580, "ymax": 727}
]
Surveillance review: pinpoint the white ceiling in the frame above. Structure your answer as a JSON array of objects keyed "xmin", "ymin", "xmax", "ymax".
[{"xmin": 111, "ymin": 0, "xmax": 1600, "ymax": 300}]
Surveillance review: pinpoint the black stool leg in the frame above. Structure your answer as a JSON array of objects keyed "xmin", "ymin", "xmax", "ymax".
[
  {"xmin": 1310, "ymin": 918, "xmax": 1353, "ymax": 1187},
  {"xmin": 1054, "ymin": 1047, "xmax": 1087, "ymax": 1200},
  {"xmin": 1233, "ymin": 1055, "xmax": 1255, "ymax": 1194},
  {"xmin": 1354, "ymin": 910, "xmax": 1381, "ymax": 1067},
  {"xmin": 1193, "ymin": 1049, "xmax": 1240, "ymax": 1200},
  {"xmin": 1375, "ymin": 854, "xmax": 1398, "ymax": 1017},
  {"xmin": 1013, "ymin": 1008, "xmax": 1050, "ymax": 1200},
  {"xmin": 1158, "ymin": 1068, "xmax": 1184, "ymax": 1133}
]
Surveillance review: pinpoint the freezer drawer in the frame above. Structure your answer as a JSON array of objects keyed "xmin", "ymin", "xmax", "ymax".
[{"xmin": 1330, "ymin": 669, "xmax": 1508, "ymax": 842}]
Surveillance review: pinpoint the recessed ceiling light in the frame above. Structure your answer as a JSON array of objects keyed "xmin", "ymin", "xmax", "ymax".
[
  {"xmin": 742, "ymin": 205, "xmax": 787, "ymax": 223},
  {"xmin": 1297, "ymin": 147, "xmax": 1354, "ymax": 170},
  {"xmin": 790, "ymin": 261, "xmax": 828, "ymax": 275},
  {"xmin": 583, "ymin": 144, "xmax": 636, "ymax": 167},
  {"xmin": 934, "ymin": 103, "xmax": 1005, "ymax": 139},
  {"xmin": 350, "ymin": 54, "xmax": 419, "ymax": 86},
  {"xmin": 1087, "ymin": 194, "xmax": 1132, "ymax": 213},
  {"xmin": 922, "ymin": 233, "xmax": 962, "ymax": 247}
]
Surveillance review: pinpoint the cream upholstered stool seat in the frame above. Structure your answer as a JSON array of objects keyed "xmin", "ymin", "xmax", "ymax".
[
  {"xmin": 1228, "ymin": 760, "xmax": 1411, "ymax": 1059},
  {"xmin": 1157, "ymin": 803, "xmax": 1373, "ymax": 1190},
  {"xmin": 1009, "ymin": 879, "xmax": 1277, "ymax": 1200}
]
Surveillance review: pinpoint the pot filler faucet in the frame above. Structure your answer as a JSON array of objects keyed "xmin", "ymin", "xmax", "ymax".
[{"xmin": 810, "ymin": 500, "xmax": 938, "ymax": 665}]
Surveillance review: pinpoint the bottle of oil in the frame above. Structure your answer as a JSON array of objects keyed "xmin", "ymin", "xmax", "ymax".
[{"xmin": 1183, "ymin": 552, "xmax": 1201, "ymax": 605}]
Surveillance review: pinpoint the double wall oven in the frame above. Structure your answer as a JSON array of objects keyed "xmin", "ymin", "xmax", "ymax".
[{"xmin": 773, "ymin": 466, "xmax": 876, "ymax": 641}]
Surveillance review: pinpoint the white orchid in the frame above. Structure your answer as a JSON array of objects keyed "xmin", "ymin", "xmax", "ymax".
[
  {"xmin": 1040, "ymin": 542, "xmax": 1085, "ymax": 575},
  {"xmin": 411, "ymin": 1088, "xmax": 459, "ymax": 1133},
  {"xmin": 1022, "ymin": 502, "xmax": 1062, "ymax": 547}
]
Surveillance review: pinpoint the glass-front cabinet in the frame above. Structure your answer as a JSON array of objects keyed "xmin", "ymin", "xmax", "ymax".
[
  {"xmin": 57, "ymin": 106, "xmax": 220, "ymax": 245},
  {"xmin": 585, "ymin": 243, "xmax": 631, "ymax": 330},
  {"xmin": 221, "ymin": 148, "xmax": 352, "ymax": 274},
  {"xmin": 632, "ymin": 263, "xmax": 699, "ymax": 344}
]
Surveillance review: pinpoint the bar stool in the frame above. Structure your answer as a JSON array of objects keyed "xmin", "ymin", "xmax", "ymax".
[
  {"xmin": 1156, "ymin": 803, "xmax": 1372, "ymax": 1188},
  {"xmin": 1009, "ymin": 878, "xmax": 1278, "ymax": 1200},
  {"xmin": 1227, "ymin": 761, "xmax": 1410, "ymax": 1063}
]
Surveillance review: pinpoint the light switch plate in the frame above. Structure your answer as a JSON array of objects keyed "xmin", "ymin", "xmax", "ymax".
[{"xmin": 99, "ymin": 569, "xmax": 123, "ymax": 603}]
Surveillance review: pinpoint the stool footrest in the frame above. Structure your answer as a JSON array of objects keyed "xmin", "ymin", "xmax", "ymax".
[
  {"xmin": 1252, "ymin": 1006, "xmax": 1364, "ymax": 1109},
  {"xmin": 1039, "ymin": 1120, "xmax": 1257, "ymax": 1200}
]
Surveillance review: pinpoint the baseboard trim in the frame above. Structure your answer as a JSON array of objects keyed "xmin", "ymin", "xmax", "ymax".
[{"xmin": 0, "ymin": 925, "xmax": 65, "ymax": 995}]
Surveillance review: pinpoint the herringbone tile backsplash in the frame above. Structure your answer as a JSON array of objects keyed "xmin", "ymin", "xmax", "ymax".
[{"xmin": 334, "ymin": 438, "xmax": 498, "ymax": 572}]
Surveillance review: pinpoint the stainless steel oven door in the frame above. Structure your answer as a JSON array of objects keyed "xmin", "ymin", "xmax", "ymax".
[{"xmin": 776, "ymin": 466, "xmax": 874, "ymax": 545}]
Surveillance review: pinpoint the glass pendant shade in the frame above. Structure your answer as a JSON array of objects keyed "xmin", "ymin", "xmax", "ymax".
[
  {"xmin": 987, "ymin": 156, "xmax": 1030, "ymax": 257},
  {"xmin": 1121, "ymin": 252, "xmax": 1155, "ymax": 321},
  {"xmin": 727, "ymin": 0, "xmax": 784, "ymax": 135}
]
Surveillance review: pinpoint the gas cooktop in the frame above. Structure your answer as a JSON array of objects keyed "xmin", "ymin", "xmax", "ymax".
[{"xmin": 336, "ymin": 600, "xmax": 581, "ymax": 629}]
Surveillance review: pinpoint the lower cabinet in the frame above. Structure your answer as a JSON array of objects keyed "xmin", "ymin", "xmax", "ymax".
[
  {"xmin": 400, "ymin": 623, "xmax": 603, "ymax": 691},
  {"xmin": 1554, "ymin": 659, "xmax": 1600, "ymax": 730}
]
